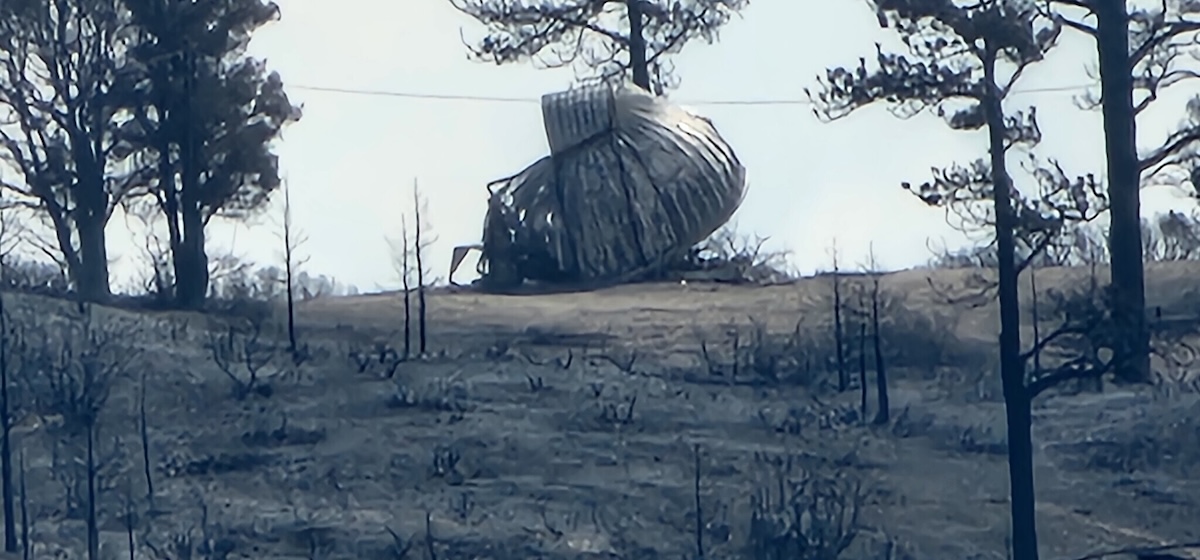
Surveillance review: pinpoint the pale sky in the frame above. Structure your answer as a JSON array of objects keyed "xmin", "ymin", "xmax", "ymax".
[{"xmin": 98, "ymin": 0, "xmax": 1200, "ymax": 292}]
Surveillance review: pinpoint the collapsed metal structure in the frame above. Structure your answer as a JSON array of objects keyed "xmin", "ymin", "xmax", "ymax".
[{"xmin": 450, "ymin": 81, "xmax": 748, "ymax": 291}]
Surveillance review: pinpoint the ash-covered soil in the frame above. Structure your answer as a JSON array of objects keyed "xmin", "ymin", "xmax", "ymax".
[{"xmin": 9, "ymin": 262, "xmax": 1200, "ymax": 559}]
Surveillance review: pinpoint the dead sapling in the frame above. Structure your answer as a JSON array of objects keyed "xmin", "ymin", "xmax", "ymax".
[
  {"xmin": 206, "ymin": 319, "xmax": 276, "ymax": 399},
  {"xmin": 841, "ymin": 284, "xmax": 871, "ymax": 423},
  {"xmin": 748, "ymin": 453, "xmax": 864, "ymax": 560},
  {"xmin": 122, "ymin": 476, "xmax": 137, "ymax": 560},
  {"xmin": 0, "ymin": 210, "xmax": 34, "ymax": 554},
  {"xmin": 411, "ymin": 180, "xmax": 437, "ymax": 357},
  {"xmin": 23, "ymin": 305, "xmax": 141, "ymax": 560},
  {"xmin": 428, "ymin": 446, "xmax": 465, "ymax": 485},
  {"xmin": 137, "ymin": 372, "xmax": 156, "ymax": 511},
  {"xmin": 424, "ymin": 511, "xmax": 438, "ymax": 560},
  {"xmin": 826, "ymin": 240, "xmax": 849, "ymax": 392},
  {"xmin": 866, "ymin": 247, "xmax": 891, "ymax": 425},
  {"xmin": 143, "ymin": 496, "xmax": 235, "ymax": 560},
  {"xmin": 597, "ymin": 392, "xmax": 638, "ymax": 426},
  {"xmin": 857, "ymin": 305, "xmax": 868, "ymax": 423},
  {"xmin": 525, "ymin": 373, "xmax": 546, "ymax": 393},
  {"xmin": 17, "ymin": 447, "xmax": 28, "ymax": 560},
  {"xmin": 389, "ymin": 206, "xmax": 416, "ymax": 360},
  {"xmin": 0, "ymin": 295, "xmax": 19, "ymax": 552},
  {"xmin": 277, "ymin": 179, "xmax": 311, "ymax": 365},
  {"xmin": 347, "ymin": 343, "xmax": 373, "ymax": 373},
  {"xmin": 693, "ymin": 444, "xmax": 705, "ymax": 560}
]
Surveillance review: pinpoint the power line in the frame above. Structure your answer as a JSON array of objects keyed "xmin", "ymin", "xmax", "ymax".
[{"xmin": 287, "ymin": 82, "xmax": 1096, "ymax": 106}]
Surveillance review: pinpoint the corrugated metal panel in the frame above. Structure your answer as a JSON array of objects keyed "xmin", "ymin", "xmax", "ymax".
[{"xmin": 476, "ymin": 81, "xmax": 747, "ymax": 289}]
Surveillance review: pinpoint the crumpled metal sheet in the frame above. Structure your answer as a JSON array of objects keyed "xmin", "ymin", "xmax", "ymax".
[{"xmin": 469, "ymin": 81, "xmax": 747, "ymax": 290}]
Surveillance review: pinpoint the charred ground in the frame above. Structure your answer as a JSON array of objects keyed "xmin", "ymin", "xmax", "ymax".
[{"xmin": 4, "ymin": 263, "xmax": 1200, "ymax": 559}]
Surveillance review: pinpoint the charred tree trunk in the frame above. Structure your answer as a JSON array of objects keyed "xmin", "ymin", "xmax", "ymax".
[
  {"xmin": 627, "ymin": 0, "xmax": 650, "ymax": 91},
  {"xmin": 414, "ymin": 189, "xmax": 428, "ymax": 356},
  {"xmin": 74, "ymin": 203, "xmax": 111, "ymax": 303},
  {"xmin": 85, "ymin": 423, "xmax": 99, "ymax": 560},
  {"xmin": 401, "ymin": 217, "xmax": 412, "ymax": 360},
  {"xmin": 0, "ymin": 293, "xmax": 14, "ymax": 552},
  {"xmin": 284, "ymin": 237, "xmax": 297, "ymax": 355},
  {"xmin": 173, "ymin": 204, "xmax": 208, "ymax": 309},
  {"xmin": 1094, "ymin": 0, "xmax": 1149, "ymax": 384},
  {"xmin": 17, "ymin": 448, "xmax": 26, "ymax": 560},
  {"xmin": 832, "ymin": 252, "xmax": 847, "ymax": 392},
  {"xmin": 984, "ymin": 46, "xmax": 1039, "ymax": 560},
  {"xmin": 858, "ymin": 320, "xmax": 868, "ymax": 422},
  {"xmin": 174, "ymin": 52, "xmax": 209, "ymax": 310},
  {"xmin": 870, "ymin": 282, "xmax": 889, "ymax": 425}
]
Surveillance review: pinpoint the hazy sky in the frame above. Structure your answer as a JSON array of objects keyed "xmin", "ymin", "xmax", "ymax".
[{"xmin": 96, "ymin": 0, "xmax": 1199, "ymax": 292}]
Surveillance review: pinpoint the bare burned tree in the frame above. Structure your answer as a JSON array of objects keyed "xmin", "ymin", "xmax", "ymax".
[
  {"xmin": 388, "ymin": 210, "xmax": 414, "ymax": 360},
  {"xmin": 809, "ymin": 1, "xmax": 1064, "ymax": 557},
  {"xmin": 278, "ymin": 180, "xmax": 309, "ymax": 361},
  {"xmin": 18, "ymin": 305, "xmax": 141, "ymax": 559},
  {"xmin": 0, "ymin": 209, "xmax": 18, "ymax": 552},
  {"xmin": 829, "ymin": 240, "xmax": 848, "ymax": 392},
  {"xmin": 449, "ymin": 0, "xmax": 748, "ymax": 93},
  {"xmin": 206, "ymin": 317, "xmax": 276, "ymax": 400},
  {"xmin": 412, "ymin": 182, "xmax": 436, "ymax": 357},
  {"xmin": 16, "ymin": 446, "xmax": 26, "ymax": 560},
  {"xmin": 137, "ymin": 371, "xmax": 155, "ymax": 512},
  {"xmin": 856, "ymin": 294, "xmax": 868, "ymax": 421},
  {"xmin": 863, "ymin": 244, "xmax": 891, "ymax": 425}
]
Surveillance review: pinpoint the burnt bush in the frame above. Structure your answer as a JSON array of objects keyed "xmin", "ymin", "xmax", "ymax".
[{"xmin": 747, "ymin": 465, "xmax": 865, "ymax": 560}]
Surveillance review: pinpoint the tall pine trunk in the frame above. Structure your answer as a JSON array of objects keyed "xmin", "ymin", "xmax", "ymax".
[
  {"xmin": 627, "ymin": 0, "xmax": 650, "ymax": 91},
  {"xmin": 1094, "ymin": 0, "xmax": 1150, "ymax": 384},
  {"xmin": 174, "ymin": 52, "xmax": 210, "ymax": 310},
  {"xmin": 984, "ymin": 46, "xmax": 1039, "ymax": 560}
]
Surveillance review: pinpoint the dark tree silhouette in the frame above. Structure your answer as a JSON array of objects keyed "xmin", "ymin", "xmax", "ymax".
[
  {"xmin": 863, "ymin": 244, "xmax": 890, "ymax": 425},
  {"xmin": 0, "ymin": 213, "xmax": 16, "ymax": 552},
  {"xmin": 387, "ymin": 200, "xmax": 415, "ymax": 359},
  {"xmin": 830, "ymin": 241, "xmax": 848, "ymax": 392},
  {"xmin": 808, "ymin": 1, "xmax": 1063, "ymax": 557},
  {"xmin": 1042, "ymin": 0, "xmax": 1200, "ymax": 383},
  {"xmin": 0, "ymin": 0, "xmax": 139, "ymax": 302},
  {"xmin": 449, "ymin": 0, "xmax": 747, "ymax": 93},
  {"xmin": 117, "ymin": 0, "xmax": 302, "ymax": 309},
  {"xmin": 411, "ymin": 182, "xmax": 436, "ymax": 356},
  {"xmin": 278, "ymin": 180, "xmax": 308, "ymax": 360}
]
